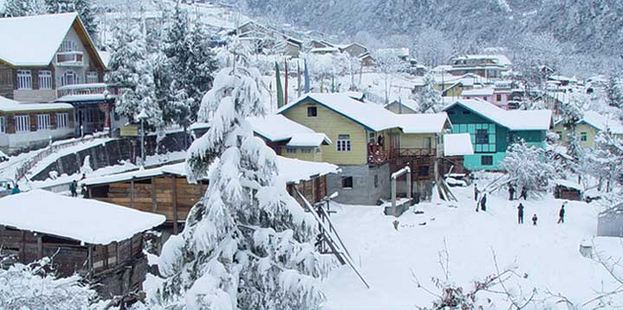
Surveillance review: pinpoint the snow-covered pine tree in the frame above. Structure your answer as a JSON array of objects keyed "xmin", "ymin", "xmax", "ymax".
[
  {"xmin": 501, "ymin": 140, "xmax": 560, "ymax": 192},
  {"xmin": 107, "ymin": 25, "xmax": 162, "ymax": 128},
  {"xmin": 185, "ymin": 19, "xmax": 218, "ymax": 116},
  {"xmin": 606, "ymin": 74, "xmax": 623, "ymax": 108},
  {"xmin": 153, "ymin": 39, "xmax": 333, "ymax": 310},
  {"xmin": 416, "ymin": 74, "xmax": 444, "ymax": 113},
  {"xmin": 45, "ymin": 0, "xmax": 97, "ymax": 40},
  {"xmin": 2, "ymin": 0, "xmax": 47, "ymax": 17}
]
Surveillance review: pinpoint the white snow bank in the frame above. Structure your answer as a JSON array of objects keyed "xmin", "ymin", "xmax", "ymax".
[
  {"xmin": 0, "ymin": 190, "xmax": 165, "ymax": 244},
  {"xmin": 444, "ymin": 133, "xmax": 474, "ymax": 156}
]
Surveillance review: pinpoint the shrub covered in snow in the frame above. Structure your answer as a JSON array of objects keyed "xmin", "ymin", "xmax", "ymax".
[{"xmin": 501, "ymin": 141, "xmax": 560, "ymax": 192}]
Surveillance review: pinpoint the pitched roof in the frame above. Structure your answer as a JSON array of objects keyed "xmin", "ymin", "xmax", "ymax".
[
  {"xmin": 578, "ymin": 111, "xmax": 623, "ymax": 134},
  {"xmin": 247, "ymin": 114, "xmax": 329, "ymax": 143},
  {"xmin": 286, "ymin": 133, "xmax": 331, "ymax": 147},
  {"xmin": 444, "ymin": 99, "xmax": 552, "ymax": 131},
  {"xmin": 279, "ymin": 93, "xmax": 400, "ymax": 132},
  {"xmin": 0, "ymin": 13, "xmax": 104, "ymax": 67},
  {"xmin": 393, "ymin": 112, "xmax": 450, "ymax": 134},
  {"xmin": 444, "ymin": 133, "xmax": 474, "ymax": 156},
  {"xmin": 461, "ymin": 87, "xmax": 494, "ymax": 97},
  {"xmin": 0, "ymin": 190, "xmax": 165, "ymax": 245},
  {"xmin": 0, "ymin": 95, "xmax": 73, "ymax": 112}
]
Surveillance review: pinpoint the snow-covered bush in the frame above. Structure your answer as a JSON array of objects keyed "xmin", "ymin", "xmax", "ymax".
[
  {"xmin": 152, "ymin": 38, "xmax": 334, "ymax": 310},
  {"xmin": 0, "ymin": 257, "xmax": 96, "ymax": 310},
  {"xmin": 415, "ymin": 74, "xmax": 444, "ymax": 113},
  {"xmin": 500, "ymin": 141, "xmax": 560, "ymax": 192}
]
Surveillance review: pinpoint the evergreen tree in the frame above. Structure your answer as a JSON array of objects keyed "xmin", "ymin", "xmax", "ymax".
[
  {"xmin": 416, "ymin": 74, "xmax": 444, "ymax": 113},
  {"xmin": 45, "ymin": 0, "xmax": 97, "ymax": 40},
  {"xmin": 2, "ymin": 0, "xmax": 47, "ymax": 17},
  {"xmin": 107, "ymin": 25, "xmax": 162, "ymax": 128},
  {"xmin": 606, "ymin": 75, "xmax": 623, "ymax": 108},
  {"xmin": 153, "ymin": 39, "xmax": 332, "ymax": 309}
]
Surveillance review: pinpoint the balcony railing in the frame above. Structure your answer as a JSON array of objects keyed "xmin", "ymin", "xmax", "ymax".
[
  {"xmin": 392, "ymin": 148, "xmax": 436, "ymax": 158},
  {"xmin": 368, "ymin": 143, "xmax": 389, "ymax": 166},
  {"xmin": 56, "ymin": 51, "xmax": 84, "ymax": 66},
  {"xmin": 56, "ymin": 83, "xmax": 119, "ymax": 98}
]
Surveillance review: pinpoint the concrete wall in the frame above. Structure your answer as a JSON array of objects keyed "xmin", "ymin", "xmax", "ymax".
[
  {"xmin": 327, "ymin": 163, "xmax": 391, "ymax": 205},
  {"xmin": 0, "ymin": 128, "xmax": 74, "ymax": 154},
  {"xmin": 597, "ymin": 215, "xmax": 623, "ymax": 237}
]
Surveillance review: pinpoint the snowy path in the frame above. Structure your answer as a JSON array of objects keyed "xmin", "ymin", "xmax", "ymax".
[{"xmin": 321, "ymin": 186, "xmax": 622, "ymax": 309}]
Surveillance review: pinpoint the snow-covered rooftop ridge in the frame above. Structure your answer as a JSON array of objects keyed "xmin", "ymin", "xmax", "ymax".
[
  {"xmin": 579, "ymin": 111, "xmax": 623, "ymax": 134},
  {"xmin": 247, "ymin": 114, "xmax": 318, "ymax": 142},
  {"xmin": 452, "ymin": 54, "xmax": 512, "ymax": 66},
  {"xmin": 443, "ymin": 133, "xmax": 474, "ymax": 156},
  {"xmin": 0, "ymin": 190, "xmax": 165, "ymax": 245},
  {"xmin": 287, "ymin": 133, "xmax": 331, "ymax": 147},
  {"xmin": 461, "ymin": 87, "xmax": 494, "ymax": 97},
  {"xmin": 553, "ymin": 179, "xmax": 584, "ymax": 191},
  {"xmin": 445, "ymin": 99, "xmax": 552, "ymax": 131},
  {"xmin": 0, "ymin": 95, "xmax": 73, "ymax": 112},
  {"xmin": 0, "ymin": 13, "xmax": 79, "ymax": 66},
  {"xmin": 393, "ymin": 113, "xmax": 450, "ymax": 134}
]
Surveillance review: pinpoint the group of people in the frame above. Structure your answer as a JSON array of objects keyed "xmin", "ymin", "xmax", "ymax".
[
  {"xmin": 508, "ymin": 184, "xmax": 528, "ymax": 201},
  {"xmin": 69, "ymin": 174, "xmax": 88, "ymax": 198},
  {"xmin": 517, "ymin": 202, "xmax": 566, "ymax": 225}
]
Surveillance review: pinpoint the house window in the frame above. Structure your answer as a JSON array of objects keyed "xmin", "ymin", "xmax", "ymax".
[
  {"xmin": 418, "ymin": 166, "xmax": 430, "ymax": 177},
  {"xmin": 61, "ymin": 70, "xmax": 78, "ymax": 86},
  {"xmin": 337, "ymin": 134, "xmax": 351, "ymax": 152},
  {"xmin": 17, "ymin": 70, "xmax": 32, "ymax": 89},
  {"xmin": 57, "ymin": 113, "xmax": 69, "ymax": 128},
  {"xmin": 475, "ymin": 129, "xmax": 489, "ymax": 144},
  {"xmin": 0, "ymin": 116, "xmax": 5, "ymax": 133},
  {"xmin": 368, "ymin": 132, "xmax": 376, "ymax": 143},
  {"xmin": 307, "ymin": 106, "xmax": 317, "ymax": 117},
  {"xmin": 86, "ymin": 71, "xmax": 98, "ymax": 84},
  {"xmin": 37, "ymin": 114, "xmax": 50, "ymax": 130},
  {"xmin": 496, "ymin": 94, "xmax": 502, "ymax": 102},
  {"xmin": 14, "ymin": 115, "xmax": 30, "ymax": 132},
  {"xmin": 342, "ymin": 176, "xmax": 353, "ymax": 189},
  {"xmin": 59, "ymin": 40, "xmax": 78, "ymax": 52},
  {"xmin": 580, "ymin": 132, "xmax": 588, "ymax": 142},
  {"xmin": 286, "ymin": 147, "xmax": 296, "ymax": 154},
  {"xmin": 481, "ymin": 155, "xmax": 493, "ymax": 166},
  {"xmin": 38, "ymin": 70, "xmax": 53, "ymax": 89},
  {"xmin": 301, "ymin": 148, "xmax": 313, "ymax": 154},
  {"xmin": 374, "ymin": 175, "xmax": 379, "ymax": 188}
]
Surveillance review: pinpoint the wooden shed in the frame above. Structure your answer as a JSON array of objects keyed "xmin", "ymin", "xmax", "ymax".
[
  {"xmin": 82, "ymin": 157, "xmax": 339, "ymax": 234},
  {"xmin": 0, "ymin": 190, "xmax": 165, "ymax": 298},
  {"xmin": 553, "ymin": 179, "xmax": 583, "ymax": 201}
]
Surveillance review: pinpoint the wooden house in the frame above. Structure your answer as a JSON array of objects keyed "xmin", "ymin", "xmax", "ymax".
[
  {"xmin": 444, "ymin": 99, "xmax": 552, "ymax": 171},
  {"xmin": 0, "ymin": 190, "xmax": 165, "ymax": 298},
  {"xmin": 0, "ymin": 95, "xmax": 74, "ymax": 154},
  {"xmin": 553, "ymin": 179, "xmax": 583, "ymax": 201},
  {"xmin": 82, "ymin": 158, "xmax": 338, "ymax": 234},
  {"xmin": 553, "ymin": 111, "xmax": 623, "ymax": 149},
  {"xmin": 447, "ymin": 54, "xmax": 511, "ymax": 80},
  {"xmin": 338, "ymin": 43, "xmax": 368, "ymax": 58},
  {"xmin": 0, "ymin": 13, "xmax": 114, "ymax": 134}
]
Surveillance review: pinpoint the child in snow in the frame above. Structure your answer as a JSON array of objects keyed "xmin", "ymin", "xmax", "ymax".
[
  {"xmin": 517, "ymin": 203, "xmax": 524, "ymax": 224},
  {"xmin": 558, "ymin": 202, "xmax": 566, "ymax": 224},
  {"xmin": 532, "ymin": 214, "xmax": 538, "ymax": 226}
]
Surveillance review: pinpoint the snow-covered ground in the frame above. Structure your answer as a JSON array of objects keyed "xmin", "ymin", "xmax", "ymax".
[{"xmin": 322, "ymin": 185, "xmax": 622, "ymax": 309}]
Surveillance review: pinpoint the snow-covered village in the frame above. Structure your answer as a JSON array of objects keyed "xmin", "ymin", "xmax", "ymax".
[{"xmin": 0, "ymin": 0, "xmax": 623, "ymax": 309}]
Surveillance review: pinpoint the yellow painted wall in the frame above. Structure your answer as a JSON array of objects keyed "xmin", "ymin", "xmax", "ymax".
[
  {"xmin": 282, "ymin": 147, "xmax": 323, "ymax": 162},
  {"xmin": 554, "ymin": 123, "xmax": 598, "ymax": 148},
  {"xmin": 281, "ymin": 101, "xmax": 368, "ymax": 165}
]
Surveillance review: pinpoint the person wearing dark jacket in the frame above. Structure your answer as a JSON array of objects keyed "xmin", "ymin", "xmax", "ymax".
[
  {"xmin": 508, "ymin": 185, "xmax": 515, "ymax": 200},
  {"xmin": 558, "ymin": 203, "xmax": 566, "ymax": 224},
  {"xmin": 517, "ymin": 203, "xmax": 524, "ymax": 224},
  {"xmin": 69, "ymin": 180, "xmax": 78, "ymax": 197},
  {"xmin": 474, "ymin": 186, "xmax": 479, "ymax": 201},
  {"xmin": 520, "ymin": 187, "xmax": 528, "ymax": 200},
  {"xmin": 532, "ymin": 213, "xmax": 538, "ymax": 226},
  {"xmin": 480, "ymin": 193, "xmax": 487, "ymax": 211}
]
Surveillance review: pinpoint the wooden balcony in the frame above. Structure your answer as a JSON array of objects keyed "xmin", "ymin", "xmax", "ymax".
[
  {"xmin": 392, "ymin": 148, "xmax": 436, "ymax": 158},
  {"xmin": 367, "ymin": 143, "xmax": 389, "ymax": 166},
  {"xmin": 56, "ymin": 51, "xmax": 84, "ymax": 66}
]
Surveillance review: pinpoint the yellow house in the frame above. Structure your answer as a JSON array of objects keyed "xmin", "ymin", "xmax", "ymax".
[
  {"xmin": 278, "ymin": 93, "xmax": 455, "ymax": 205},
  {"xmin": 554, "ymin": 111, "xmax": 623, "ymax": 149}
]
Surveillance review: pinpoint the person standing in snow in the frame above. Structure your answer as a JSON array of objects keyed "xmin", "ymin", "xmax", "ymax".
[
  {"xmin": 517, "ymin": 203, "xmax": 524, "ymax": 224},
  {"xmin": 508, "ymin": 184, "xmax": 515, "ymax": 200},
  {"xmin": 558, "ymin": 203, "xmax": 566, "ymax": 224},
  {"xmin": 520, "ymin": 187, "xmax": 528, "ymax": 200},
  {"xmin": 474, "ymin": 186, "xmax": 479, "ymax": 201},
  {"xmin": 69, "ymin": 180, "xmax": 78, "ymax": 197},
  {"xmin": 11, "ymin": 184, "xmax": 20, "ymax": 195},
  {"xmin": 480, "ymin": 193, "xmax": 487, "ymax": 211},
  {"xmin": 532, "ymin": 213, "xmax": 538, "ymax": 226}
]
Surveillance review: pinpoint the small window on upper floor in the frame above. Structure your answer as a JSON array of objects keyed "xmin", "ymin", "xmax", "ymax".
[
  {"xmin": 86, "ymin": 71, "xmax": 99, "ymax": 84},
  {"xmin": 59, "ymin": 40, "xmax": 78, "ymax": 52},
  {"xmin": 307, "ymin": 106, "xmax": 317, "ymax": 117},
  {"xmin": 496, "ymin": 94, "xmax": 502, "ymax": 102},
  {"xmin": 580, "ymin": 132, "xmax": 588, "ymax": 142},
  {"xmin": 481, "ymin": 155, "xmax": 493, "ymax": 166}
]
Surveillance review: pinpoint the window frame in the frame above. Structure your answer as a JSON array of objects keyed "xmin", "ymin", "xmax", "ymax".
[
  {"xmin": 337, "ymin": 134, "xmax": 352, "ymax": 152},
  {"xmin": 307, "ymin": 106, "xmax": 318, "ymax": 117},
  {"xmin": 37, "ymin": 114, "xmax": 50, "ymax": 130},
  {"xmin": 38, "ymin": 70, "xmax": 53, "ymax": 90},
  {"xmin": 481, "ymin": 155, "xmax": 493, "ymax": 166},
  {"xmin": 14, "ymin": 115, "xmax": 30, "ymax": 133},
  {"xmin": 86, "ymin": 71, "xmax": 99, "ymax": 84},
  {"xmin": 16, "ymin": 70, "xmax": 32, "ymax": 90},
  {"xmin": 56, "ymin": 113, "xmax": 69, "ymax": 129},
  {"xmin": 61, "ymin": 70, "xmax": 79, "ymax": 86},
  {"xmin": 342, "ymin": 176, "xmax": 353, "ymax": 189},
  {"xmin": 0, "ymin": 116, "xmax": 5, "ymax": 133},
  {"xmin": 285, "ymin": 147, "xmax": 297, "ymax": 154},
  {"xmin": 580, "ymin": 132, "xmax": 588, "ymax": 142},
  {"xmin": 475, "ymin": 129, "xmax": 489, "ymax": 145}
]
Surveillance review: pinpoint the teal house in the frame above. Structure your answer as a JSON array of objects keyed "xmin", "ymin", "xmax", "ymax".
[{"xmin": 443, "ymin": 99, "xmax": 552, "ymax": 170}]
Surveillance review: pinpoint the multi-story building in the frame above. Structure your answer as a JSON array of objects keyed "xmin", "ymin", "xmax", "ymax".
[
  {"xmin": 553, "ymin": 111, "xmax": 623, "ymax": 149},
  {"xmin": 447, "ymin": 54, "xmax": 511, "ymax": 81},
  {"xmin": 0, "ymin": 13, "xmax": 113, "ymax": 134}
]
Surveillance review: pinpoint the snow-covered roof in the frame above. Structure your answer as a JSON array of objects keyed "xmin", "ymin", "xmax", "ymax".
[
  {"xmin": 461, "ymin": 87, "xmax": 494, "ymax": 97},
  {"xmin": 287, "ymin": 133, "xmax": 331, "ymax": 147},
  {"xmin": 83, "ymin": 156, "xmax": 338, "ymax": 187},
  {"xmin": 578, "ymin": 111, "xmax": 623, "ymax": 134},
  {"xmin": 280, "ymin": 93, "xmax": 401, "ymax": 132},
  {"xmin": 0, "ymin": 190, "xmax": 165, "ymax": 245},
  {"xmin": 98, "ymin": 50, "xmax": 111, "ymax": 68},
  {"xmin": 0, "ymin": 13, "xmax": 103, "ymax": 67},
  {"xmin": 375, "ymin": 47, "xmax": 410, "ymax": 58},
  {"xmin": 344, "ymin": 91, "xmax": 365, "ymax": 101},
  {"xmin": 553, "ymin": 179, "xmax": 584, "ymax": 191},
  {"xmin": 385, "ymin": 99, "xmax": 419, "ymax": 113},
  {"xmin": 247, "ymin": 114, "xmax": 322, "ymax": 142},
  {"xmin": 443, "ymin": 133, "xmax": 474, "ymax": 156},
  {"xmin": 452, "ymin": 54, "xmax": 512, "ymax": 66},
  {"xmin": 444, "ymin": 99, "xmax": 552, "ymax": 131},
  {"xmin": 310, "ymin": 47, "xmax": 340, "ymax": 53},
  {"xmin": 393, "ymin": 113, "xmax": 450, "ymax": 134},
  {"xmin": 0, "ymin": 96, "xmax": 73, "ymax": 112},
  {"xmin": 55, "ymin": 94, "xmax": 109, "ymax": 103}
]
